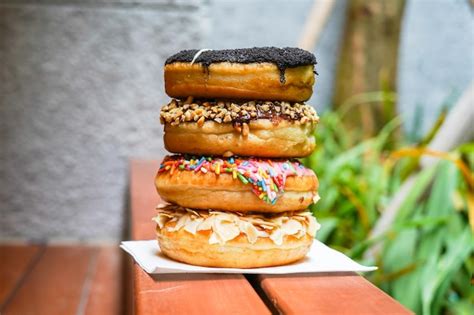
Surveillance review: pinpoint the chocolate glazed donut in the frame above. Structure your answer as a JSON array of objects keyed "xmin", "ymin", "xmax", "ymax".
[{"xmin": 164, "ymin": 47, "xmax": 317, "ymax": 102}]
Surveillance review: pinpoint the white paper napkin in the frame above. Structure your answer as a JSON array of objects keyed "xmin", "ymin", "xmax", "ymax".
[{"xmin": 121, "ymin": 240, "xmax": 377, "ymax": 274}]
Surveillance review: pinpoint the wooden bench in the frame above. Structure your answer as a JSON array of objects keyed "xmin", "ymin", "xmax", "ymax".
[
  {"xmin": 128, "ymin": 160, "xmax": 413, "ymax": 315},
  {"xmin": 0, "ymin": 244, "xmax": 124, "ymax": 315}
]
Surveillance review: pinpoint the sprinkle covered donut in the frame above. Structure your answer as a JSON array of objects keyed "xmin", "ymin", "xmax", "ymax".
[{"xmin": 155, "ymin": 155, "xmax": 319, "ymax": 212}]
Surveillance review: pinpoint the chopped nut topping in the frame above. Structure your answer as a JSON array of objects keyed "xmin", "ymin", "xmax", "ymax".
[
  {"xmin": 160, "ymin": 99, "xmax": 319, "ymax": 127},
  {"xmin": 184, "ymin": 111, "xmax": 192, "ymax": 121},
  {"xmin": 223, "ymin": 114, "xmax": 232, "ymax": 123},
  {"xmin": 231, "ymin": 103, "xmax": 240, "ymax": 112},
  {"xmin": 197, "ymin": 116, "xmax": 205, "ymax": 127}
]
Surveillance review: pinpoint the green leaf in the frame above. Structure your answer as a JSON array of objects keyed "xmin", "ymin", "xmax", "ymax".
[
  {"xmin": 425, "ymin": 161, "xmax": 457, "ymax": 219},
  {"xmin": 447, "ymin": 300, "xmax": 474, "ymax": 315},
  {"xmin": 305, "ymin": 109, "xmax": 472, "ymax": 314},
  {"xmin": 315, "ymin": 217, "xmax": 338, "ymax": 242},
  {"xmin": 421, "ymin": 228, "xmax": 474, "ymax": 315},
  {"xmin": 395, "ymin": 166, "xmax": 437, "ymax": 222},
  {"xmin": 383, "ymin": 226, "xmax": 420, "ymax": 312},
  {"xmin": 456, "ymin": 142, "xmax": 474, "ymax": 154}
]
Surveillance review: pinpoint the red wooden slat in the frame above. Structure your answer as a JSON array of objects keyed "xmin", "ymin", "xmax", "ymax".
[
  {"xmin": 84, "ymin": 246, "xmax": 124, "ymax": 315},
  {"xmin": 2, "ymin": 246, "xmax": 95, "ymax": 315},
  {"xmin": 258, "ymin": 272, "xmax": 413, "ymax": 315},
  {"xmin": 129, "ymin": 160, "xmax": 160, "ymax": 241},
  {"xmin": 129, "ymin": 160, "xmax": 269, "ymax": 315},
  {"xmin": 0, "ymin": 244, "xmax": 42, "ymax": 307}
]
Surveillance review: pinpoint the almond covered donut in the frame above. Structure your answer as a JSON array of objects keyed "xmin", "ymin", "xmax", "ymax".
[
  {"xmin": 160, "ymin": 98, "xmax": 319, "ymax": 158},
  {"xmin": 153, "ymin": 205, "xmax": 321, "ymax": 268},
  {"xmin": 164, "ymin": 47, "xmax": 317, "ymax": 102},
  {"xmin": 156, "ymin": 155, "xmax": 319, "ymax": 212}
]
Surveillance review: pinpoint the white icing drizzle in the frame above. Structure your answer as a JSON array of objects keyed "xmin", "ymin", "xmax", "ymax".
[{"xmin": 191, "ymin": 48, "xmax": 212, "ymax": 64}]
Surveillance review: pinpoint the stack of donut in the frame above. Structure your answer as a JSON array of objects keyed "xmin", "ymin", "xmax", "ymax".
[{"xmin": 154, "ymin": 47, "xmax": 321, "ymax": 268}]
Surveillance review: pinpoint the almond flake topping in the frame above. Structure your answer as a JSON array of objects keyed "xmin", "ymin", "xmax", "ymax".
[{"xmin": 152, "ymin": 204, "xmax": 321, "ymax": 245}]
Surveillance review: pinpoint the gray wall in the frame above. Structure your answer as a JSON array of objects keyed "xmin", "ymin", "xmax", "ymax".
[
  {"xmin": 0, "ymin": 0, "xmax": 206, "ymax": 241},
  {"xmin": 0, "ymin": 0, "xmax": 472, "ymax": 241},
  {"xmin": 398, "ymin": 0, "xmax": 474, "ymax": 136},
  {"xmin": 207, "ymin": 0, "xmax": 348, "ymax": 111}
]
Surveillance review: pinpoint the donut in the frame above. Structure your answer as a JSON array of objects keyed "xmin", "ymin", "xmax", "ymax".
[
  {"xmin": 153, "ymin": 205, "xmax": 321, "ymax": 268},
  {"xmin": 160, "ymin": 99, "xmax": 319, "ymax": 158},
  {"xmin": 156, "ymin": 155, "xmax": 320, "ymax": 212},
  {"xmin": 164, "ymin": 47, "xmax": 317, "ymax": 102}
]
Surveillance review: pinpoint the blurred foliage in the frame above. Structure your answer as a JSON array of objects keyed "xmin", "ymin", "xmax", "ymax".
[{"xmin": 304, "ymin": 106, "xmax": 473, "ymax": 315}]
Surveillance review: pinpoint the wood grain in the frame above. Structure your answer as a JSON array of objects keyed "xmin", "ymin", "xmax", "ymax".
[
  {"xmin": 84, "ymin": 246, "xmax": 124, "ymax": 315},
  {"xmin": 129, "ymin": 160, "xmax": 269, "ymax": 315},
  {"xmin": 2, "ymin": 246, "xmax": 95, "ymax": 315},
  {"xmin": 0, "ymin": 244, "xmax": 42, "ymax": 308},
  {"xmin": 258, "ymin": 272, "xmax": 413, "ymax": 315}
]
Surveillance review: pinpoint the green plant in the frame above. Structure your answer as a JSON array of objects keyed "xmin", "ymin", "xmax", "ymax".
[
  {"xmin": 375, "ymin": 161, "xmax": 473, "ymax": 315},
  {"xmin": 305, "ymin": 108, "xmax": 473, "ymax": 315}
]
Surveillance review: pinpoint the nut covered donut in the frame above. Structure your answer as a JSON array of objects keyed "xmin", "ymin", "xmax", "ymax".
[
  {"xmin": 153, "ymin": 205, "xmax": 321, "ymax": 268},
  {"xmin": 164, "ymin": 47, "xmax": 317, "ymax": 102},
  {"xmin": 156, "ymin": 155, "xmax": 320, "ymax": 212},
  {"xmin": 160, "ymin": 98, "xmax": 319, "ymax": 158}
]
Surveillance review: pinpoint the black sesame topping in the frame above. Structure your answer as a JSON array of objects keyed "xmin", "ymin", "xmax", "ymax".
[{"xmin": 165, "ymin": 47, "xmax": 317, "ymax": 83}]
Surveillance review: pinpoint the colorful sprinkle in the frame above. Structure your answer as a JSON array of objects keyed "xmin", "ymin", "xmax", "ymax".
[
  {"xmin": 159, "ymin": 155, "xmax": 313, "ymax": 204},
  {"xmin": 237, "ymin": 173, "xmax": 249, "ymax": 185}
]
